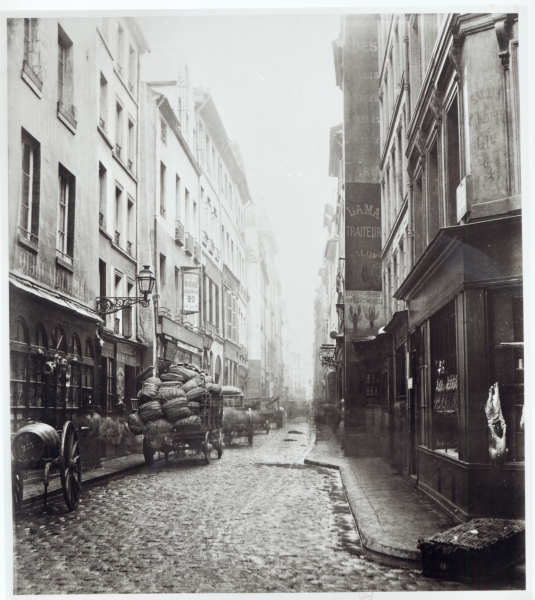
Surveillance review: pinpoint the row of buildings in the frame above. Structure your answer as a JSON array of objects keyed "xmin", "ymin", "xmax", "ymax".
[
  {"xmin": 7, "ymin": 17, "xmax": 302, "ymax": 462},
  {"xmin": 314, "ymin": 13, "xmax": 524, "ymax": 522}
]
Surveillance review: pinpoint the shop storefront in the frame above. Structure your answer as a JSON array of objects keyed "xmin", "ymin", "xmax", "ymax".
[
  {"xmin": 396, "ymin": 216, "xmax": 524, "ymax": 520},
  {"xmin": 9, "ymin": 277, "xmax": 101, "ymax": 465}
]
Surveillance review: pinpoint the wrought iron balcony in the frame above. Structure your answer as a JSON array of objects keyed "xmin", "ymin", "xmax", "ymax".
[
  {"xmin": 175, "ymin": 220, "xmax": 185, "ymax": 246},
  {"xmin": 208, "ymin": 239, "xmax": 214, "ymax": 255},
  {"xmin": 185, "ymin": 232, "xmax": 193, "ymax": 257},
  {"xmin": 127, "ymin": 159, "xmax": 133, "ymax": 172},
  {"xmin": 99, "ymin": 212, "xmax": 104, "ymax": 227},
  {"xmin": 114, "ymin": 231, "xmax": 120, "ymax": 246},
  {"xmin": 127, "ymin": 240, "xmax": 133, "ymax": 256},
  {"xmin": 202, "ymin": 230, "xmax": 208, "ymax": 246},
  {"xmin": 194, "ymin": 242, "xmax": 201, "ymax": 264},
  {"xmin": 115, "ymin": 144, "xmax": 121, "ymax": 158}
]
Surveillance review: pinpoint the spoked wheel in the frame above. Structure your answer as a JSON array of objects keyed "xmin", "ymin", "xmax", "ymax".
[
  {"xmin": 12, "ymin": 465, "xmax": 24, "ymax": 514},
  {"xmin": 60, "ymin": 421, "xmax": 82, "ymax": 511},
  {"xmin": 143, "ymin": 436, "xmax": 154, "ymax": 465}
]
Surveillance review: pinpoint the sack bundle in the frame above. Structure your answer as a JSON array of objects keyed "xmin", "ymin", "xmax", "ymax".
[
  {"xmin": 138, "ymin": 400, "xmax": 165, "ymax": 423},
  {"xmin": 141, "ymin": 377, "xmax": 161, "ymax": 399}
]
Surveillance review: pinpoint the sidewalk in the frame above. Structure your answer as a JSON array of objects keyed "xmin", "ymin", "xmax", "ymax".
[
  {"xmin": 305, "ymin": 428, "xmax": 454, "ymax": 562},
  {"xmin": 20, "ymin": 452, "xmax": 159, "ymax": 509}
]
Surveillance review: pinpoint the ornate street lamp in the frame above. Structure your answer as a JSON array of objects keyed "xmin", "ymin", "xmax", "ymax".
[{"xmin": 96, "ymin": 265, "xmax": 156, "ymax": 315}]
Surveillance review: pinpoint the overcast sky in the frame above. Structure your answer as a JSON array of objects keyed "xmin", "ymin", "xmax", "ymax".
[{"xmin": 140, "ymin": 15, "xmax": 342, "ymax": 391}]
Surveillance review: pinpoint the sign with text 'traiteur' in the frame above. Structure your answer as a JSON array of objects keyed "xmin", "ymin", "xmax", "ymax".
[{"xmin": 183, "ymin": 272, "xmax": 200, "ymax": 314}]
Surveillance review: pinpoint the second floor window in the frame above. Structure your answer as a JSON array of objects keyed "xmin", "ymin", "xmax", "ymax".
[
  {"xmin": 128, "ymin": 45, "xmax": 136, "ymax": 92},
  {"xmin": 99, "ymin": 73, "xmax": 108, "ymax": 130},
  {"xmin": 20, "ymin": 130, "xmax": 41, "ymax": 245},
  {"xmin": 57, "ymin": 166, "xmax": 75, "ymax": 259},
  {"xmin": 116, "ymin": 23, "xmax": 124, "ymax": 75}
]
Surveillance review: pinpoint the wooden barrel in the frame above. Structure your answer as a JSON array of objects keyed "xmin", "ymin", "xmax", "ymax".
[{"xmin": 12, "ymin": 423, "xmax": 61, "ymax": 466}]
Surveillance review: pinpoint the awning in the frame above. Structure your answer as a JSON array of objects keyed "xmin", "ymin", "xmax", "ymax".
[{"xmin": 10, "ymin": 274, "xmax": 103, "ymax": 323}]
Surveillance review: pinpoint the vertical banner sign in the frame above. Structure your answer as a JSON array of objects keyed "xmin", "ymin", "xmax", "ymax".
[
  {"xmin": 183, "ymin": 272, "xmax": 200, "ymax": 314},
  {"xmin": 343, "ymin": 15, "xmax": 384, "ymax": 341}
]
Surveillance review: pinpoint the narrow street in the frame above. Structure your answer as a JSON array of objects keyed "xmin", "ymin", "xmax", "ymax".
[{"xmin": 13, "ymin": 421, "xmax": 466, "ymax": 595}]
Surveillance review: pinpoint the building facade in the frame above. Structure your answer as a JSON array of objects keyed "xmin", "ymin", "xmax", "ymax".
[{"xmin": 326, "ymin": 12, "xmax": 523, "ymax": 522}]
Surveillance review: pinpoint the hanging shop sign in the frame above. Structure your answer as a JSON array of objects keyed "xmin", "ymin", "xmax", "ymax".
[{"xmin": 183, "ymin": 272, "xmax": 200, "ymax": 314}]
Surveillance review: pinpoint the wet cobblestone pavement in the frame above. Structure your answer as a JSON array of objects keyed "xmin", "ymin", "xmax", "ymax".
[{"xmin": 13, "ymin": 421, "xmax": 478, "ymax": 593}]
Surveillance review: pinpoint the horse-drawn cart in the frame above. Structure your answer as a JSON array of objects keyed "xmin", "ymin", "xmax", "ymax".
[
  {"xmin": 247, "ymin": 396, "xmax": 285, "ymax": 431},
  {"xmin": 222, "ymin": 392, "xmax": 254, "ymax": 446},
  {"xmin": 11, "ymin": 420, "xmax": 81, "ymax": 513},
  {"xmin": 142, "ymin": 390, "xmax": 224, "ymax": 465}
]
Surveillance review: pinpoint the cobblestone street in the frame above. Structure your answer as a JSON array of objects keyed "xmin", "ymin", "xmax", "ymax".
[{"xmin": 13, "ymin": 422, "xmax": 471, "ymax": 594}]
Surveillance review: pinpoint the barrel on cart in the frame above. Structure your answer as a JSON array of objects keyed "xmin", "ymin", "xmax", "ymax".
[
  {"xmin": 221, "ymin": 391, "xmax": 254, "ymax": 446},
  {"xmin": 142, "ymin": 390, "xmax": 224, "ymax": 465},
  {"xmin": 11, "ymin": 420, "xmax": 81, "ymax": 513}
]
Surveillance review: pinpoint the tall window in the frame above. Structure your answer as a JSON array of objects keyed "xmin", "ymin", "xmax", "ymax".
[
  {"xmin": 430, "ymin": 300, "xmax": 458, "ymax": 453},
  {"xmin": 427, "ymin": 139, "xmax": 440, "ymax": 242},
  {"xmin": 128, "ymin": 45, "xmax": 136, "ymax": 92},
  {"xmin": 175, "ymin": 267, "xmax": 180, "ymax": 314},
  {"xmin": 185, "ymin": 188, "xmax": 190, "ymax": 232},
  {"xmin": 57, "ymin": 166, "xmax": 75, "ymax": 260},
  {"xmin": 57, "ymin": 26, "xmax": 73, "ymax": 112},
  {"xmin": 82, "ymin": 339, "xmax": 95, "ymax": 408},
  {"xmin": 127, "ymin": 197, "xmax": 134, "ymax": 256},
  {"xmin": 115, "ymin": 101, "xmax": 123, "ymax": 157},
  {"xmin": 175, "ymin": 174, "xmax": 181, "ymax": 221},
  {"xmin": 128, "ymin": 118, "xmax": 135, "ymax": 173},
  {"xmin": 446, "ymin": 95, "xmax": 461, "ymax": 226},
  {"xmin": 160, "ymin": 162, "xmax": 166, "ymax": 217},
  {"xmin": 23, "ymin": 18, "xmax": 39, "ymax": 73},
  {"xmin": 99, "ymin": 73, "xmax": 108, "ymax": 130},
  {"xmin": 116, "ymin": 23, "xmax": 124, "ymax": 75},
  {"xmin": 20, "ymin": 130, "xmax": 41, "ymax": 244},
  {"xmin": 99, "ymin": 162, "xmax": 107, "ymax": 227},
  {"xmin": 161, "ymin": 118, "xmax": 167, "ymax": 144},
  {"xmin": 205, "ymin": 135, "xmax": 211, "ymax": 173},
  {"xmin": 413, "ymin": 172, "xmax": 424, "ymax": 262},
  {"xmin": 115, "ymin": 185, "xmax": 123, "ymax": 245},
  {"xmin": 159, "ymin": 254, "xmax": 166, "ymax": 290}
]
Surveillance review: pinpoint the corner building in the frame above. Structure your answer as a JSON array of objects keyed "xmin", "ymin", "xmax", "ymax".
[{"xmin": 334, "ymin": 13, "xmax": 523, "ymax": 522}]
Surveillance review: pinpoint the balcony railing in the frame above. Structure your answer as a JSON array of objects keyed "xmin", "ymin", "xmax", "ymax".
[
  {"xmin": 208, "ymin": 239, "xmax": 214, "ymax": 255},
  {"xmin": 202, "ymin": 230, "xmax": 209, "ymax": 246},
  {"xmin": 99, "ymin": 212, "xmax": 104, "ymax": 227},
  {"xmin": 185, "ymin": 232, "xmax": 193, "ymax": 257},
  {"xmin": 214, "ymin": 248, "xmax": 220, "ymax": 262},
  {"xmin": 115, "ymin": 144, "xmax": 121, "ymax": 158},
  {"xmin": 194, "ymin": 242, "xmax": 201, "ymax": 264},
  {"xmin": 114, "ymin": 231, "xmax": 120, "ymax": 246},
  {"xmin": 127, "ymin": 159, "xmax": 133, "ymax": 172},
  {"xmin": 127, "ymin": 240, "xmax": 133, "ymax": 256},
  {"xmin": 99, "ymin": 117, "xmax": 105, "ymax": 129},
  {"xmin": 175, "ymin": 220, "xmax": 185, "ymax": 246}
]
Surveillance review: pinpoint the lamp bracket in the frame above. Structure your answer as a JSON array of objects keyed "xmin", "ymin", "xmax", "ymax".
[{"xmin": 96, "ymin": 296, "xmax": 150, "ymax": 315}]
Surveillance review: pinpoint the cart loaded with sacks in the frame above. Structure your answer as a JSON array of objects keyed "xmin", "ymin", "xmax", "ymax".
[
  {"xmin": 220, "ymin": 387, "xmax": 253, "ymax": 446},
  {"xmin": 128, "ymin": 363, "xmax": 224, "ymax": 465},
  {"xmin": 11, "ymin": 420, "xmax": 81, "ymax": 513}
]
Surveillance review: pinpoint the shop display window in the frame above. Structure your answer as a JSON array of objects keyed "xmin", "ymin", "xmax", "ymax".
[
  {"xmin": 489, "ymin": 287, "xmax": 524, "ymax": 462},
  {"xmin": 430, "ymin": 300, "xmax": 458, "ymax": 454}
]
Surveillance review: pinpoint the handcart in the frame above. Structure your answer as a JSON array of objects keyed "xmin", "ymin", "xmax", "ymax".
[
  {"xmin": 11, "ymin": 420, "xmax": 81, "ymax": 513},
  {"xmin": 142, "ymin": 391, "xmax": 224, "ymax": 465},
  {"xmin": 222, "ymin": 392, "xmax": 254, "ymax": 446}
]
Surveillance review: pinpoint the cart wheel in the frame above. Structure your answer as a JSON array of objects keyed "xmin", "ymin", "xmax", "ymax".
[
  {"xmin": 203, "ymin": 432, "xmax": 211, "ymax": 465},
  {"xmin": 12, "ymin": 465, "xmax": 24, "ymax": 514},
  {"xmin": 60, "ymin": 421, "xmax": 82, "ymax": 511},
  {"xmin": 216, "ymin": 432, "xmax": 223, "ymax": 459},
  {"xmin": 143, "ymin": 436, "xmax": 154, "ymax": 465}
]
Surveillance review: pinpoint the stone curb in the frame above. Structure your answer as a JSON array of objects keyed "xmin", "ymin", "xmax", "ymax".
[
  {"xmin": 305, "ymin": 454, "xmax": 421, "ymax": 563},
  {"xmin": 20, "ymin": 455, "xmax": 164, "ymax": 508}
]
